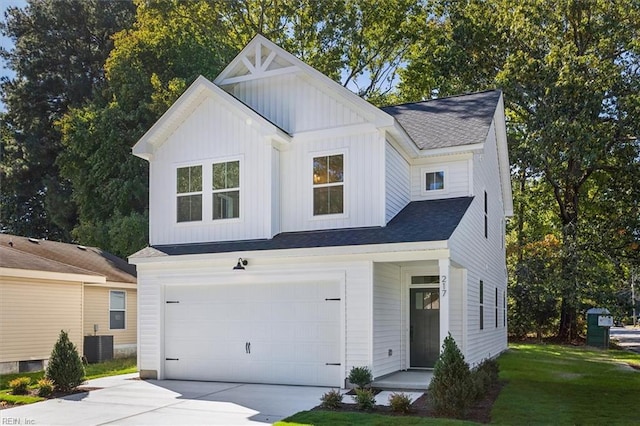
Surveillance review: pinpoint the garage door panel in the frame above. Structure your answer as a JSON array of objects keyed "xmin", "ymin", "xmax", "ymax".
[{"xmin": 164, "ymin": 281, "xmax": 341, "ymax": 387}]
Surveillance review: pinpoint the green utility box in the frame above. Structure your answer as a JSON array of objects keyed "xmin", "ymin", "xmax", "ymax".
[{"xmin": 586, "ymin": 308, "xmax": 612, "ymax": 349}]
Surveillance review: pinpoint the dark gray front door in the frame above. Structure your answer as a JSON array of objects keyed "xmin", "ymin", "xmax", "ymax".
[{"xmin": 410, "ymin": 288, "xmax": 440, "ymax": 368}]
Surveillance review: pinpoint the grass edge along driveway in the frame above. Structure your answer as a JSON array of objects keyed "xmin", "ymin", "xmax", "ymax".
[{"xmin": 278, "ymin": 343, "xmax": 640, "ymax": 425}]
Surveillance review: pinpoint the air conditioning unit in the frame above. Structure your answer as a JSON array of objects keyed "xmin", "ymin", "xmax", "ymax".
[{"xmin": 84, "ymin": 335, "xmax": 114, "ymax": 363}]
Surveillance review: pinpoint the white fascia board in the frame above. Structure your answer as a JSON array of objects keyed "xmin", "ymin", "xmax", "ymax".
[
  {"xmin": 293, "ymin": 122, "xmax": 378, "ymax": 142},
  {"xmin": 129, "ymin": 240, "xmax": 449, "ymax": 266},
  {"xmin": 494, "ymin": 93, "xmax": 514, "ymax": 217},
  {"xmin": 0, "ymin": 267, "xmax": 106, "ymax": 284},
  {"xmin": 84, "ymin": 281, "xmax": 137, "ymax": 290},
  {"xmin": 417, "ymin": 143, "xmax": 485, "ymax": 158},
  {"xmin": 383, "ymin": 122, "xmax": 421, "ymax": 158},
  {"xmin": 132, "ymin": 75, "xmax": 291, "ymax": 160}
]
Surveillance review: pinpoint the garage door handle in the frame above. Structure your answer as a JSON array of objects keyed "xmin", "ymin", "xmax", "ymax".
[
  {"xmin": 166, "ymin": 358, "xmax": 179, "ymax": 361},
  {"xmin": 325, "ymin": 363, "xmax": 341, "ymax": 366}
]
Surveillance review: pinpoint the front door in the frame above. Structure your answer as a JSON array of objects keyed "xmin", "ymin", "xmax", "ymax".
[{"xmin": 410, "ymin": 287, "xmax": 440, "ymax": 367}]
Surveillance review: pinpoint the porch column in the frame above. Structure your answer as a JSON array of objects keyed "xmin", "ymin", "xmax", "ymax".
[{"xmin": 438, "ymin": 258, "xmax": 450, "ymax": 350}]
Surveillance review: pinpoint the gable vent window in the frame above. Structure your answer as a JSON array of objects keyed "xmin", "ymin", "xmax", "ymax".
[
  {"xmin": 177, "ymin": 165, "xmax": 203, "ymax": 222},
  {"xmin": 212, "ymin": 160, "xmax": 240, "ymax": 220},
  {"xmin": 110, "ymin": 290, "xmax": 126, "ymax": 330},
  {"xmin": 425, "ymin": 171, "xmax": 445, "ymax": 191},
  {"xmin": 313, "ymin": 154, "xmax": 344, "ymax": 215}
]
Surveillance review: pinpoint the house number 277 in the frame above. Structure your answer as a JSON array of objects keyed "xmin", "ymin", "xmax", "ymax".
[{"xmin": 441, "ymin": 275, "xmax": 447, "ymax": 297}]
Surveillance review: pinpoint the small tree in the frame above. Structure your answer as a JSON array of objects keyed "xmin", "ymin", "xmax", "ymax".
[
  {"xmin": 427, "ymin": 333, "xmax": 473, "ymax": 418},
  {"xmin": 46, "ymin": 330, "xmax": 85, "ymax": 392}
]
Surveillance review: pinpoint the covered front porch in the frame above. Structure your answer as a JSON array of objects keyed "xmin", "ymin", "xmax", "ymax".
[
  {"xmin": 372, "ymin": 369, "xmax": 434, "ymax": 391},
  {"xmin": 370, "ymin": 257, "xmax": 467, "ymax": 384}
]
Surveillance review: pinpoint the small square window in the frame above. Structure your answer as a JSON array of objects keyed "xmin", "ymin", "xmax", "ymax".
[{"xmin": 425, "ymin": 171, "xmax": 444, "ymax": 191}]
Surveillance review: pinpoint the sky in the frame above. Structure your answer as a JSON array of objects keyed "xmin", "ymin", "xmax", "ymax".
[{"xmin": 1, "ymin": 0, "xmax": 27, "ymax": 109}]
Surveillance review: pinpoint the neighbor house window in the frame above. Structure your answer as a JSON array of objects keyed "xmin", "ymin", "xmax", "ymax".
[
  {"xmin": 212, "ymin": 160, "xmax": 240, "ymax": 220},
  {"xmin": 177, "ymin": 165, "xmax": 202, "ymax": 222},
  {"xmin": 313, "ymin": 154, "xmax": 344, "ymax": 215},
  {"xmin": 110, "ymin": 290, "xmax": 126, "ymax": 330},
  {"xmin": 425, "ymin": 171, "xmax": 445, "ymax": 191},
  {"xmin": 479, "ymin": 280, "xmax": 484, "ymax": 330}
]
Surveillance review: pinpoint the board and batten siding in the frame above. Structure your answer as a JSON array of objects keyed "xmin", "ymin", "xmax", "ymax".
[
  {"xmin": 230, "ymin": 73, "xmax": 366, "ymax": 134},
  {"xmin": 0, "ymin": 277, "xmax": 83, "ymax": 363},
  {"xmin": 372, "ymin": 262, "xmax": 402, "ymax": 377},
  {"xmin": 449, "ymin": 118, "xmax": 508, "ymax": 365},
  {"xmin": 385, "ymin": 141, "xmax": 410, "ymax": 223},
  {"xmin": 149, "ymin": 95, "xmax": 276, "ymax": 246},
  {"xmin": 279, "ymin": 131, "xmax": 386, "ymax": 232},
  {"xmin": 83, "ymin": 286, "xmax": 137, "ymax": 351},
  {"xmin": 410, "ymin": 155, "xmax": 471, "ymax": 201}
]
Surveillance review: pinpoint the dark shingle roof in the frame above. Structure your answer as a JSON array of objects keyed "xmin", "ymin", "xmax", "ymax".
[
  {"xmin": 0, "ymin": 234, "xmax": 136, "ymax": 283},
  {"xmin": 381, "ymin": 90, "xmax": 501, "ymax": 150},
  {"xmin": 152, "ymin": 197, "xmax": 473, "ymax": 256}
]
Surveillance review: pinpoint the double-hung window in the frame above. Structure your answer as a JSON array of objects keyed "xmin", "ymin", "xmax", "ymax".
[
  {"xmin": 212, "ymin": 160, "xmax": 240, "ymax": 220},
  {"xmin": 110, "ymin": 290, "xmax": 126, "ymax": 330},
  {"xmin": 479, "ymin": 280, "xmax": 484, "ymax": 330},
  {"xmin": 177, "ymin": 165, "xmax": 202, "ymax": 222},
  {"xmin": 313, "ymin": 154, "xmax": 344, "ymax": 215}
]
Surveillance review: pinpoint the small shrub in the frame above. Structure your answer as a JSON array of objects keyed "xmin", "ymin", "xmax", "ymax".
[
  {"xmin": 354, "ymin": 387, "xmax": 376, "ymax": 411},
  {"xmin": 348, "ymin": 366, "xmax": 372, "ymax": 389},
  {"xmin": 475, "ymin": 358, "xmax": 499, "ymax": 384},
  {"xmin": 427, "ymin": 333, "xmax": 473, "ymax": 418},
  {"xmin": 388, "ymin": 392, "xmax": 412, "ymax": 414},
  {"xmin": 320, "ymin": 388, "xmax": 343, "ymax": 409},
  {"xmin": 46, "ymin": 330, "xmax": 85, "ymax": 392},
  {"xmin": 37, "ymin": 378, "xmax": 54, "ymax": 397},
  {"xmin": 9, "ymin": 377, "xmax": 31, "ymax": 395},
  {"xmin": 470, "ymin": 358, "xmax": 500, "ymax": 399}
]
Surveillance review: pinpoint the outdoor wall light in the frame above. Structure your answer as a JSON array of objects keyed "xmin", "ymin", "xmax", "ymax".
[{"xmin": 233, "ymin": 258, "xmax": 248, "ymax": 270}]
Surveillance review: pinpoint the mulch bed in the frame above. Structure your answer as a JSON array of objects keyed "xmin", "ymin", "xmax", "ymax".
[{"xmin": 312, "ymin": 381, "xmax": 505, "ymax": 423}]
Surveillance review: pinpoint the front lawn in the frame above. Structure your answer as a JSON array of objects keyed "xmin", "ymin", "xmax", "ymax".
[
  {"xmin": 0, "ymin": 357, "xmax": 137, "ymax": 407},
  {"xmin": 278, "ymin": 343, "xmax": 640, "ymax": 425}
]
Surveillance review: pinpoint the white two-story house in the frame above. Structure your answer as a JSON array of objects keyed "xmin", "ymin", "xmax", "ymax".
[{"xmin": 129, "ymin": 34, "xmax": 513, "ymax": 387}]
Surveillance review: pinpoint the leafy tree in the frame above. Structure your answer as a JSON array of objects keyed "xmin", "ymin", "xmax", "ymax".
[
  {"xmin": 401, "ymin": 0, "xmax": 640, "ymax": 340},
  {"xmin": 0, "ymin": 0, "xmax": 135, "ymax": 240},
  {"xmin": 46, "ymin": 330, "xmax": 85, "ymax": 392}
]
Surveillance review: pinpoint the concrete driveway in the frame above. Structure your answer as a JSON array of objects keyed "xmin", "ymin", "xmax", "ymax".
[{"xmin": 0, "ymin": 373, "xmax": 328, "ymax": 425}]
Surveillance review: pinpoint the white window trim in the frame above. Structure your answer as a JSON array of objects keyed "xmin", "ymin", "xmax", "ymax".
[
  {"xmin": 175, "ymin": 162, "xmax": 204, "ymax": 224},
  {"xmin": 420, "ymin": 166, "xmax": 449, "ymax": 196},
  {"xmin": 309, "ymin": 149, "xmax": 348, "ymax": 220},
  {"xmin": 109, "ymin": 290, "xmax": 126, "ymax": 331},
  {"xmin": 212, "ymin": 157, "xmax": 243, "ymax": 222}
]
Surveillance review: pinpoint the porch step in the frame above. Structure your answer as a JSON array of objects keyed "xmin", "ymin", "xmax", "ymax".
[{"xmin": 372, "ymin": 370, "xmax": 433, "ymax": 391}]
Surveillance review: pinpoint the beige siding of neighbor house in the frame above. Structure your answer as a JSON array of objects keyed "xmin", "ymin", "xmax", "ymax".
[
  {"xmin": 83, "ymin": 286, "xmax": 137, "ymax": 352},
  {"xmin": 0, "ymin": 277, "xmax": 83, "ymax": 363}
]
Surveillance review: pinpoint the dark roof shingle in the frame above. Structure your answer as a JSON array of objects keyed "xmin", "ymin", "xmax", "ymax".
[
  {"xmin": 381, "ymin": 90, "xmax": 501, "ymax": 150},
  {"xmin": 152, "ymin": 197, "xmax": 473, "ymax": 256}
]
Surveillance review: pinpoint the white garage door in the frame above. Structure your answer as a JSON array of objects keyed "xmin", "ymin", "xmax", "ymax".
[{"xmin": 164, "ymin": 280, "xmax": 342, "ymax": 387}]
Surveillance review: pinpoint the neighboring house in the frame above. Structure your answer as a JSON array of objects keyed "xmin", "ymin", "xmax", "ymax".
[
  {"xmin": 130, "ymin": 35, "xmax": 513, "ymax": 387},
  {"xmin": 0, "ymin": 234, "xmax": 137, "ymax": 374}
]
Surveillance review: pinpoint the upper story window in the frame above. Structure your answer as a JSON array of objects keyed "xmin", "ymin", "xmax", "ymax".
[
  {"xmin": 425, "ymin": 171, "xmax": 445, "ymax": 191},
  {"xmin": 313, "ymin": 154, "xmax": 344, "ymax": 215},
  {"xmin": 177, "ymin": 165, "xmax": 202, "ymax": 222},
  {"xmin": 212, "ymin": 160, "xmax": 240, "ymax": 220},
  {"xmin": 110, "ymin": 290, "xmax": 126, "ymax": 330},
  {"xmin": 484, "ymin": 191, "xmax": 488, "ymax": 238}
]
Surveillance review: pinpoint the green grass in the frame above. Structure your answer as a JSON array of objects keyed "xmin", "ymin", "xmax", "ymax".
[
  {"xmin": 0, "ymin": 357, "xmax": 137, "ymax": 406},
  {"xmin": 492, "ymin": 343, "xmax": 640, "ymax": 425},
  {"xmin": 280, "ymin": 344, "xmax": 640, "ymax": 425}
]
